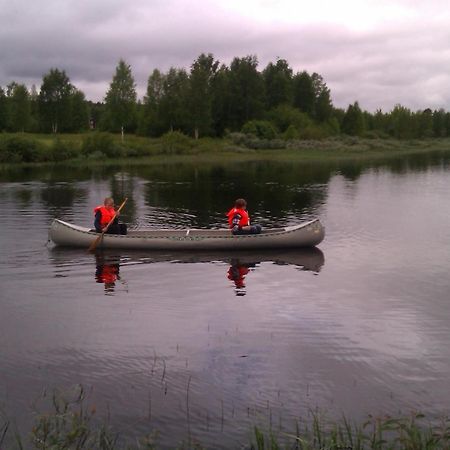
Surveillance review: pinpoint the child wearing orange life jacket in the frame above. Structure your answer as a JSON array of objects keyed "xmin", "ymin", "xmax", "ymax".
[
  {"xmin": 226, "ymin": 198, "xmax": 262, "ymax": 235},
  {"xmin": 94, "ymin": 197, "xmax": 127, "ymax": 235}
]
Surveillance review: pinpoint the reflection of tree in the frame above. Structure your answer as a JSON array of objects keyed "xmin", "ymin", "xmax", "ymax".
[
  {"xmin": 40, "ymin": 183, "xmax": 87, "ymax": 214},
  {"xmin": 95, "ymin": 253, "xmax": 121, "ymax": 295},
  {"xmin": 110, "ymin": 172, "xmax": 137, "ymax": 224},
  {"xmin": 14, "ymin": 188, "xmax": 33, "ymax": 207},
  {"xmin": 141, "ymin": 162, "xmax": 333, "ymax": 228}
]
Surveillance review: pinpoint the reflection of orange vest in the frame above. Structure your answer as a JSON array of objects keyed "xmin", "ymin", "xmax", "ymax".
[
  {"xmin": 94, "ymin": 206, "xmax": 116, "ymax": 227},
  {"xmin": 226, "ymin": 208, "xmax": 250, "ymax": 228},
  {"xmin": 227, "ymin": 265, "xmax": 249, "ymax": 288},
  {"xmin": 96, "ymin": 264, "xmax": 119, "ymax": 284}
]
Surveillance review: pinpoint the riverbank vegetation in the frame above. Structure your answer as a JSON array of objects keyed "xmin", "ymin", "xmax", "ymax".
[
  {"xmin": 1, "ymin": 132, "xmax": 450, "ymax": 166},
  {"xmin": 1, "ymin": 386, "xmax": 449, "ymax": 449}
]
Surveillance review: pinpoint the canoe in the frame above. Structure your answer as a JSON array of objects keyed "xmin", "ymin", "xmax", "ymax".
[{"xmin": 49, "ymin": 218, "xmax": 325, "ymax": 250}]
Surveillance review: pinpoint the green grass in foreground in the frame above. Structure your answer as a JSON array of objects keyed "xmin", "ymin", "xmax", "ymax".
[
  {"xmin": 1, "ymin": 131, "xmax": 450, "ymax": 168},
  {"xmin": 1, "ymin": 386, "xmax": 449, "ymax": 449}
]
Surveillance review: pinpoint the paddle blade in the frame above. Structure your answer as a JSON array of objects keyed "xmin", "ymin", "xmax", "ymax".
[{"xmin": 88, "ymin": 234, "xmax": 103, "ymax": 252}]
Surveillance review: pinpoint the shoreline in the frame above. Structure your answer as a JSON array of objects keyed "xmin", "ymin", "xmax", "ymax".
[{"xmin": 1, "ymin": 133, "xmax": 450, "ymax": 170}]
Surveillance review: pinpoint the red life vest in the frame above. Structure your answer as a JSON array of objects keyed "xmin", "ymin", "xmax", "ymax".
[
  {"xmin": 226, "ymin": 208, "xmax": 250, "ymax": 228},
  {"xmin": 94, "ymin": 205, "xmax": 116, "ymax": 227}
]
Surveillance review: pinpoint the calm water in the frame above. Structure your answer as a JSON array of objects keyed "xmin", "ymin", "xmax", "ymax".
[{"xmin": 1, "ymin": 154, "xmax": 450, "ymax": 448}]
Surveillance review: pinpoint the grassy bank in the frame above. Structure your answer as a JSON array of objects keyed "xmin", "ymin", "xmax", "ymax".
[
  {"xmin": 1, "ymin": 132, "xmax": 450, "ymax": 169},
  {"xmin": 1, "ymin": 387, "xmax": 449, "ymax": 449}
]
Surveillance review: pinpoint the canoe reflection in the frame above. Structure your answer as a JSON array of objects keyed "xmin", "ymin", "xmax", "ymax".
[{"xmin": 49, "ymin": 247, "xmax": 324, "ymax": 296}]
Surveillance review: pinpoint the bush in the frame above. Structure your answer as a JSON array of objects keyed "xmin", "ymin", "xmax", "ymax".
[
  {"xmin": 0, "ymin": 135, "xmax": 43, "ymax": 163},
  {"xmin": 48, "ymin": 138, "xmax": 80, "ymax": 162},
  {"xmin": 241, "ymin": 120, "xmax": 277, "ymax": 140},
  {"xmin": 363, "ymin": 129, "xmax": 390, "ymax": 139},
  {"xmin": 160, "ymin": 131, "xmax": 192, "ymax": 154},
  {"xmin": 283, "ymin": 124, "xmax": 300, "ymax": 140},
  {"xmin": 267, "ymin": 105, "xmax": 312, "ymax": 133},
  {"xmin": 81, "ymin": 132, "xmax": 122, "ymax": 158},
  {"xmin": 299, "ymin": 125, "xmax": 330, "ymax": 140},
  {"xmin": 227, "ymin": 132, "xmax": 248, "ymax": 146}
]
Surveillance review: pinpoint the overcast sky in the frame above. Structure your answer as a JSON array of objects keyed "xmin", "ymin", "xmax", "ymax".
[{"xmin": 0, "ymin": 0, "xmax": 449, "ymax": 111}]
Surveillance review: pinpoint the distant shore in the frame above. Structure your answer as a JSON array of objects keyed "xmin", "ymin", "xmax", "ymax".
[{"xmin": 1, "ymin": 132, "xmax": 450, "ymax": 168}]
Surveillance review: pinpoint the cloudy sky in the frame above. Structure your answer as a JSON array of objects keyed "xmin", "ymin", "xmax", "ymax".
[{"xmin": 0, "ymin": 0, "xmax": 449, "ymax": 111}]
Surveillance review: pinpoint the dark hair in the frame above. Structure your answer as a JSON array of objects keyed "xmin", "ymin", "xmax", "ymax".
[{"xmin": 235, "ymin": 198, "xmax": 247, "ymax": 208}]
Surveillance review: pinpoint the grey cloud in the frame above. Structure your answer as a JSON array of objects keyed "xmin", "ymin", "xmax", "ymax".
[{"xmin": 0, "ymin": 0, "xmax": 449, "ymax": 111}]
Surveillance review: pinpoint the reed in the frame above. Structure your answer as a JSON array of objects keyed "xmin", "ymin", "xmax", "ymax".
[{"xmin": 2, "ymin": 387, "xmax": 449, "ymax": 449}]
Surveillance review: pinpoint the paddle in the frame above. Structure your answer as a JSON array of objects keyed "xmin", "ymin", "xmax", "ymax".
[{"xmin": 88, "ymin": 198, "xmax": 128, "ymax": 252}]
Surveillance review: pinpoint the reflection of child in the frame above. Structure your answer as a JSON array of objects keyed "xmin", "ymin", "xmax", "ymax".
[
  {"xmin": 95, "ymin": 262, "xmax": 120, "ymax": 293},
  {"xmin": 227, "ymin": 259, "xmax": 256, "ymax": 296},
  {"xmin": 227, "ymin": 265, "xmax": 249, "ymax": 289},
  {"xmin": 226, "ymin": 198, "xmax": 262, "ymax": 235}
]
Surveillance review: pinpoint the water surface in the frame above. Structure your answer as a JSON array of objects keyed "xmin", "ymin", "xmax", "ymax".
[{"xmin": 1, "ymin": 155, "xmax": 450, "ymax": 447}]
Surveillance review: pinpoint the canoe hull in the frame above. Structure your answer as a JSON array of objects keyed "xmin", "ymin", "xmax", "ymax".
[{"xmin": 49, "ymin": 219, "xmax": 325, "ymax": 250}]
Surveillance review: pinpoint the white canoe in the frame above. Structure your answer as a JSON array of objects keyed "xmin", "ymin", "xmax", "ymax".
[{"xmin": 49, "ymin": 218, "xmax": 325, "ymax": 250}]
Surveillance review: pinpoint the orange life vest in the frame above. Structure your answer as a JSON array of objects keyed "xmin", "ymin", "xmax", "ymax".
[
  {"xmin": 226, "ymin": 208, "xmax": 250, "ymax": 228},
  {"xmin": 94, "ymin": 205, "xmax": 116, "ymax": 227}
]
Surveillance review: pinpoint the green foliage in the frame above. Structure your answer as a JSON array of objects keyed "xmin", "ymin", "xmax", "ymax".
[
  {"xmin": 228, "ymin": 55, "xmax": 265, "ymax": 129},
  {"xmin": 3, "ymin": 54, "xmax": 450, "ymax": 143},
  {"xmin": 38, "ymin": 68, "xmax": 74, "ymax": 133},
  {"xmin": 263, "ymin": 58, "xmax": 293, "ymax": 110},
  {"xmin": 188, "ymin": 53, "xmax": 219, "ymax": 138},
  {"xmin": 228, "ymin": 131, "xmax": 286, "ymax": 149},
  {"xmin": 159, "ymin": 68, "xmax": 190, "ymax": 134},
  {"xmin": 81, "ymin": 132, "xmax": 120, "ymax": 158},
  {"xmin": 48, "ymin": 138, "xmax": 80, "ymax": 161},
  {"xmin": 283, "ymin": 124, "xmax": 300, "ymax": 140},
  {"xmin": 267, "ymin": 104, "xmax": 312, "ymax": 133},
  {"xmin": 0, "ymin": 87, "xmax": 9, "ymax": 131},
  {"xmin": 8, "ymin": 84, "xmax": 31, "ymax": 132},
  {"xmin": 293, "ymin": 71, "xmax": 315, "ymax": 115},
  {"xmin": 389, "ymin": 105, "xmax": 414, "ymax": 139},
  {"xmin": 242, "ymin": 120, "xmax": 277, "ymax": 139},
  {"xmin": 70, "ymin": 90, "xmax": 89, "ymax": 132},
  {"xmin": 313, "ymin": 73, "xmax": 333, "ymax": 122},
  {"xmin": 160, "ymin": 130, "xmax": 193, "ymax": 154},
  {"xmin": 0, "ymin": 134, "xmax": 44, "ymax": 163},
  {"xmin": 342, "ymin": 102, "xmax": 365, "ymax": 136},
  {"xmin": 139, "ymin": 69, "xmax": 165, "ymax": 137},
  {"xmin": 211, "ymin": 64, "xmax": 231, "ymax": 136},
  {"xmin": 103, "ymin": 59, "xmax": 137, "ymax": 133}
]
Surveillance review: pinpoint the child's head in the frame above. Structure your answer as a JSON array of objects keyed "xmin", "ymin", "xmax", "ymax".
[
  {"xmin": 235, "ymin": 198, "xmax": 247, "ymax": 209},
  {"xmin": 104, "ymin": 197, "xmax": 114, "ymax": 207}
]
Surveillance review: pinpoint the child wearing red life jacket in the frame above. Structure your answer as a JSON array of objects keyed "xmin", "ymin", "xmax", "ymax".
[
  {"xmin": 94, "ymin": 197, "xmax": 127, "ymax": 235},
  {"xmin": 226, "ymin": 198, "xmax": 262, "ymax": 235}
]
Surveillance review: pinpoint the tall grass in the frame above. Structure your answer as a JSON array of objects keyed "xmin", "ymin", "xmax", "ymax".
[{"xmin": 1, "ymin": 385, "xmax": 449, "ymax": 449}]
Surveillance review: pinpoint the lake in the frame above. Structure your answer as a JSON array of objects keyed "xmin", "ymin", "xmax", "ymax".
[{"xmin": 1, "ymin": 153, "xmax": 450, "ymax": 448}]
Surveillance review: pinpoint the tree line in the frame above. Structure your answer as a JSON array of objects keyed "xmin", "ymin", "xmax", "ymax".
[{"xmin": 1, "ymin": 54, "xmax": 450, "ymax": 140}]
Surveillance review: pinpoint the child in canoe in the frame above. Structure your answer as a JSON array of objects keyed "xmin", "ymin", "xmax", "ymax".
[
  {"xmin": 94, "ymin": 197, "xmax": 127, "ymax": 235},
  {"xmin": 226, "ymin": 198, "xmax": 262, "ymax": 235}
]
